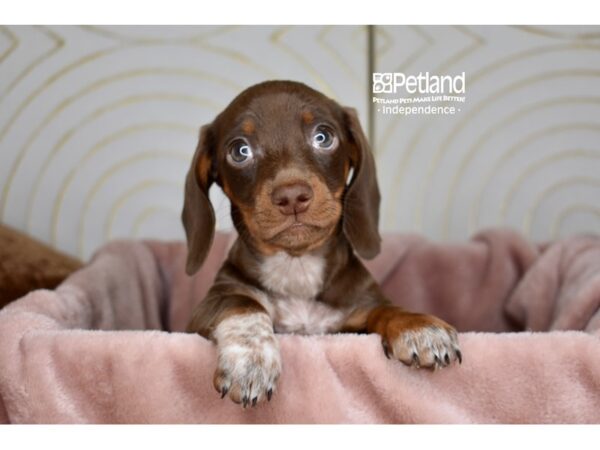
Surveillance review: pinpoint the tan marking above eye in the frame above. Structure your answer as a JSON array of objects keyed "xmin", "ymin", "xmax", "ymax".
[
  {"xmin": 302, "ymin": 111, "xmax": 314, "ymax": 125},
  {"xmin": 242, "ymin": 119, "xmax": 255, "ymax": 135}
]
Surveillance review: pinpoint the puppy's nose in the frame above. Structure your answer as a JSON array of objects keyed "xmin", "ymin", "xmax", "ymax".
[{"xmin": 271, "ymin": 182, "xmax": 313, "ymax": 215}]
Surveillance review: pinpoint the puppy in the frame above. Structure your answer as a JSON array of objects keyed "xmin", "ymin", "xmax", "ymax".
[{"xmin": 183, "ymin": 80, "xmax": 461, "ymax": 407}]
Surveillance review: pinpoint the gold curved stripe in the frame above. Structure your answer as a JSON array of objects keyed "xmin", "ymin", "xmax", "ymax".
[
  {"xmin": 436, "ymin": 26, "xmax": 485, "ymax": 76},
  {"xmin": 381, "ymin": 43, "xmax": 600, "ymax": 158},
  {"xmin": 443, "ymin": 98, "xmax": 600, "ymax": 236},
  {"xmin": 500, "ymin": 148, "xmax": 600, "ymax": 221},
  {"xmin": 83, "ymin": 25, "xmax": 278, "ymax": 81},
  {"xmin": 78, "ymin": 151, "xmax": 187, "ymax": 249},
  {"xmin": 413, "ymin": 69, "xmax": 600, "ymax": 231},
  {"xmin": 351, "ymin": 26, "xmax": 369, "ymax": 52},
  {"xmin": 194, "ymin": 40, "xmax": 277, "ymax": 79},
  {"xmin": 25, "ymin": 93, "xmax": 216, "ymax": 227},
  {"xmin": 96, "ymin": 179, "xmax": 181, "ymax": 255},
  {"xmin": 0, "ymin": 66, "xmax": 237, "ymax": 217},
  {"xmin": 0, "ymin": 46, "xmax": 125, "ymax": 218},
  {"xmin": 381, "ymin": 26, "xmax": 486, "ymax": 227},
  {"xmin": 270, "ymin": 26, "xmax": 336, "ymax": 99},
  {"xmin": 524, "ymin": 177, "xmax": 600, "ymax": 235},
  {"xmin": 316, "ymin": 25, "xmax": 364, "ymax": 89},
  {"xmin": 383, "ymin": 44, "xmax": 600, "ymax": 225},
  {"xmin": 472, "ymin": 123, "xmax": 600, "ymax": 230},
  {"xmin": 378, "ymin": 26, "xmax": 484, "ymax": 158},
  {"xmin": 51, "ymin": 122, "xmax": 194, "ymax": 245},
  {"xmin": 0, "ymin": 46, "xmax": 120, "ymax": 149},
  {"xmin": 0, "ymin": 26, "xmax": 64, "ymax": 103},
  {"xmin": 132, "ymin": 206, "xmax": 179, "ymax": 237},
  {"xmin": 81, "ymin": 25, "xmax": 236, "ymax": 44},
  {"xmin": 513, "ymin": 25, "xmax": 600, "ymax": 41},
  {"xmin": 551, "ymin": 204, "xmax": 600, "ymax": 239},
  {"xmin": 393, "ymin": 25, "xmax": 433, "ymax": 74},
  {"xmin": 0, "ymin": 26, "xmax": 18, "ymax": 65},
  {"xmin": 373, "ymin": 26, "xmax": 392, "ymax": 58}
]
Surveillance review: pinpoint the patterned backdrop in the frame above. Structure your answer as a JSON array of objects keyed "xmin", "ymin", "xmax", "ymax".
[{"xmin": 0, "ymin": 25, "xmax": 599, "ymax": 260}]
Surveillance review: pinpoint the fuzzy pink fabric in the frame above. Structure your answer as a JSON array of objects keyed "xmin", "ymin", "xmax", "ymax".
[{"xmin": 0, "ymin": 229, "xmax": 599, "ymax": 423}]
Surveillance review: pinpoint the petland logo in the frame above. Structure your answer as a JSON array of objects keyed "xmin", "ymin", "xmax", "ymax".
[
  {"xmin": 373, "ymin": 72, "xmax": 466, "ymax": 94},
  {"xmin": 372, "ymin": 72, "xmax": 466, "ymax": 116}
]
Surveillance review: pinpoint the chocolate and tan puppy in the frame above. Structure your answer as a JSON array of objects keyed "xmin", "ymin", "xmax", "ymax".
[{"xmin": 183, "ymin": 80, "xmax": 461, "ymax": 407}]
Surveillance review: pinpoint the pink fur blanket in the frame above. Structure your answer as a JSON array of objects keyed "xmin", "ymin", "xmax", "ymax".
[{"xmin": 1, "ymin": 229, "xmax": 599, "ymax": 423}]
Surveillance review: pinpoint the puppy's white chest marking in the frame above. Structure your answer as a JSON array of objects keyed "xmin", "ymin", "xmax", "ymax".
[
  {"xmin": 258, "ymin": 252, "xmax": 345, "ymax": 334},
  {"xmin": 259, "ymin": 252, "xmax": 325, "ymax": 298}
]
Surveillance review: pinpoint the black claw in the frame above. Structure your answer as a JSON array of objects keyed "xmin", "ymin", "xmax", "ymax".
[
  {"xmin": 267, "ymin": 388, "xmax": 273, "ymax": 401},
  {"xmin": 444, "ymin": 353, "xmax": 450, "ymax": 365},
  {"xmin": 382, "ymin": 341, "xmax": 391, "ymax": 359},
  {"xmin": 242, "ymin": 396, "xmax": 249, "ymax": 408},
  {"xmin": 456, "ymin": 349, "xmax": 462, "ymax": 364},
  {"xmin": 220, "ymin": 386, "xmax": 229, "ymax": 399},
  {"xmin": 412, "ymin": 352, "xmax": 420, "ymax": 367},
  {"xmin": 252, "ymin": 397, "xmax": 258, "ymax": 407}
]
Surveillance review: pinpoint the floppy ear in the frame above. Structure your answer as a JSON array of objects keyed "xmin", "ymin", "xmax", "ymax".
[
  {"xmin": 342, "ymin": 107, "xmax": 381, "ymax": 259},
  {"xmin": 181, "ymin": 124, "xmax": 216, "ymax": 275}
]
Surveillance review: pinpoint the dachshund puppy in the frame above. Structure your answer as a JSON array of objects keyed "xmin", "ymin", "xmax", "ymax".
[{"xmin": 183, "ymin": 80, "xmax": 461, "ymax": 407}]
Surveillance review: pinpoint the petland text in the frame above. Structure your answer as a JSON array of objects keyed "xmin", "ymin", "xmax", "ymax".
[{"xmin": 373, "ymin": 72, "xmax": 466, "ymax": 95}]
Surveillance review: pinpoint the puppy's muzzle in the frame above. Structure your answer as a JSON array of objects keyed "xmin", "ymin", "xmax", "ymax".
[{"xmin": 271, "ymin": 181, "xmax": 313, "ymax": 216}]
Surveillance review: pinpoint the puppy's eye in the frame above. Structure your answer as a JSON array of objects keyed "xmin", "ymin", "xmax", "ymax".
[
  {"xmin": 228, "ymin": 140, "xmax": 254, "ymax": 166},
  {"xmin": 311, "ymin": 126, "xmax": 338, "ymax": 151}
]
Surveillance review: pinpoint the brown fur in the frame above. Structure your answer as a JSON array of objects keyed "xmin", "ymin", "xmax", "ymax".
[
  {"xmin": 0, "ymin": 224, "xmax": 81, "ymax": 309},
  {"xmin": 181, "ymin": 80, "xmax": 461, "ymax": 405}
]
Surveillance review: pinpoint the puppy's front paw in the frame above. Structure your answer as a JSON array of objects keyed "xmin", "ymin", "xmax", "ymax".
[
  {"xmin": 213, "ymin": 313, "xmax": 281, "ymax": 407},
  {"xmin": 380, "ymin": 312, "xmax": 461, "ymax": 369}
]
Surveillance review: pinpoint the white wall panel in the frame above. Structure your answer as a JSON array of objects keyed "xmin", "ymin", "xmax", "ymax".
[
  {"xmin": 0, "ymin": 25, "xmax": 368, "ymax": 259},
  {"xmin": 374, "ymin": 26, "xmax": 600, "ymax": 241}
]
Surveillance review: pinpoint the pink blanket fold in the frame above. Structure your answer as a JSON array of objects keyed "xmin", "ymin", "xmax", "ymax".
[{"xmin": 0, "ymin": 229, "xmax": 599, "ymax": 423}]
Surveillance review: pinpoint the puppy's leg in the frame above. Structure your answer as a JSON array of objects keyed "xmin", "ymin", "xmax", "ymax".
[
  {"xmin": 366, "ymin": 306, "xmax": 461, "ymax": 369},
  {"xmin": 187, "ymin": 295, "xmax": 281, "ymax": 407}
]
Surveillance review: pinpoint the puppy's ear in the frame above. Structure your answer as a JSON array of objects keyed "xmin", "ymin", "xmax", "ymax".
[
  {"xmin": 182, "ymin": 124, "xmax": 216, "ymax": 275},
  {"xmin": 342, "ymin": 107, "xmax": 381, "ymax": 259}
]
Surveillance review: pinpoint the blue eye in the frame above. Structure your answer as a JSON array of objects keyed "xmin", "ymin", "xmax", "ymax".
[
  {"xmin": 229, "ymin": 140, "xmax": 253, "ymax": 165},
  {"xmin": 312, "ymin": 126, "xmax": 337, "ymax": 150}
]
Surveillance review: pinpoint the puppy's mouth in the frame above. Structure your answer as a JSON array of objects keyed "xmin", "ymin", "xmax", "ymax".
[{"xmin": 265, "ymin": 218, "xmax": 322, "ymax": 242}]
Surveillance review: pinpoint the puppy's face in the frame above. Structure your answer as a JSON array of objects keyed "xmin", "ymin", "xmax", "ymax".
[
  {"xmin": 183, "ymin": 81, "xmax": 381, "ymax": 274},
  {"xmin": 210, "ymin": 86, "xmax": 353, "ymax": 255}
]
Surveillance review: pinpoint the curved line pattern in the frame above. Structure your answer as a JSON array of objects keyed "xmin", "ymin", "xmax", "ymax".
[
  {"xmin": 77, "ymin": 151, "xmax": 187, "ymax": 248},
  {"xmin": 442, "ymin": 98, "xmax": 600, "ymax": 236},
  {"xmin": 380, "ymin": 26, "xmax": 487, "ymax": 226},
  {"xmin": 51, "ymin": 122, "xmax": 195, "ymax": 244},
  {"xmin": 373, "ymin": 26, "xmax": 392, "ymax": 58},
  {"xmin": 472, "ymin": 123, "xmax": 600, "ymax": 229},
  {"xmin": 378, "ymin": 26, "xmax": 484, "ymax": 159},
  {"xmin": 316, "ymin": 25, "xmax": 364, "ymax": 89},
  {"xmin": 413, "ymin": 69, "xmax": 600, "ymax": 229},
  {"xmin": 270, "ymin": 26, "xmax": 336, "ymax": 98},
  {"xmin": 132, "ymin": 206, "xmax": 179, "ymax": 237},
  {"xmin": 1, "ymin": 66, "xmax": 236, "ymax": 216},
  {"xmin": 524, "ymin": 177, "xmax": 600, "ymax": 234},
  {"xmin": 551, "ymin": 204, "xmax": 600, "ymax": 238},
  {"xmin": 80, "ymin": 25, "xmax": 279, "ymax": 81},
  {"xmin": 0, "ymin": 26, "xmax": 64, "ymax": 102},
  {"xmin": 500, "ymin": 148, "xmax": 600, "ymax": 220},
  {"xmin": 98, "ymin": 179, "xmax": 181, "ymax": 253},
  {"xmin": 80, "ymin": 25, "xmax": 236, "ymax": 44},
  {"xmin": 0, "ymin": 26, "xmax": 18, "ymax": 65},
  {"xmin": 513, "ymin": 25, "xmax": 600, "ymax": 41},
  {"xmin": 385, "ymin": 44, "xmax": 600, "ymax": 227},
  {"xmin": 394, "ymin": 25, "xmax": 433, "ymax": 73},
  {"xmin": 25, "ymin": 92, "xmax": 216, "ymax": 226}
]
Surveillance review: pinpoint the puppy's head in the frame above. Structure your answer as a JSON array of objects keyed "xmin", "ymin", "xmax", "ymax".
[{"xmin": 182, "ymin": 80, "xmax": 380, "ymax": 275}]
